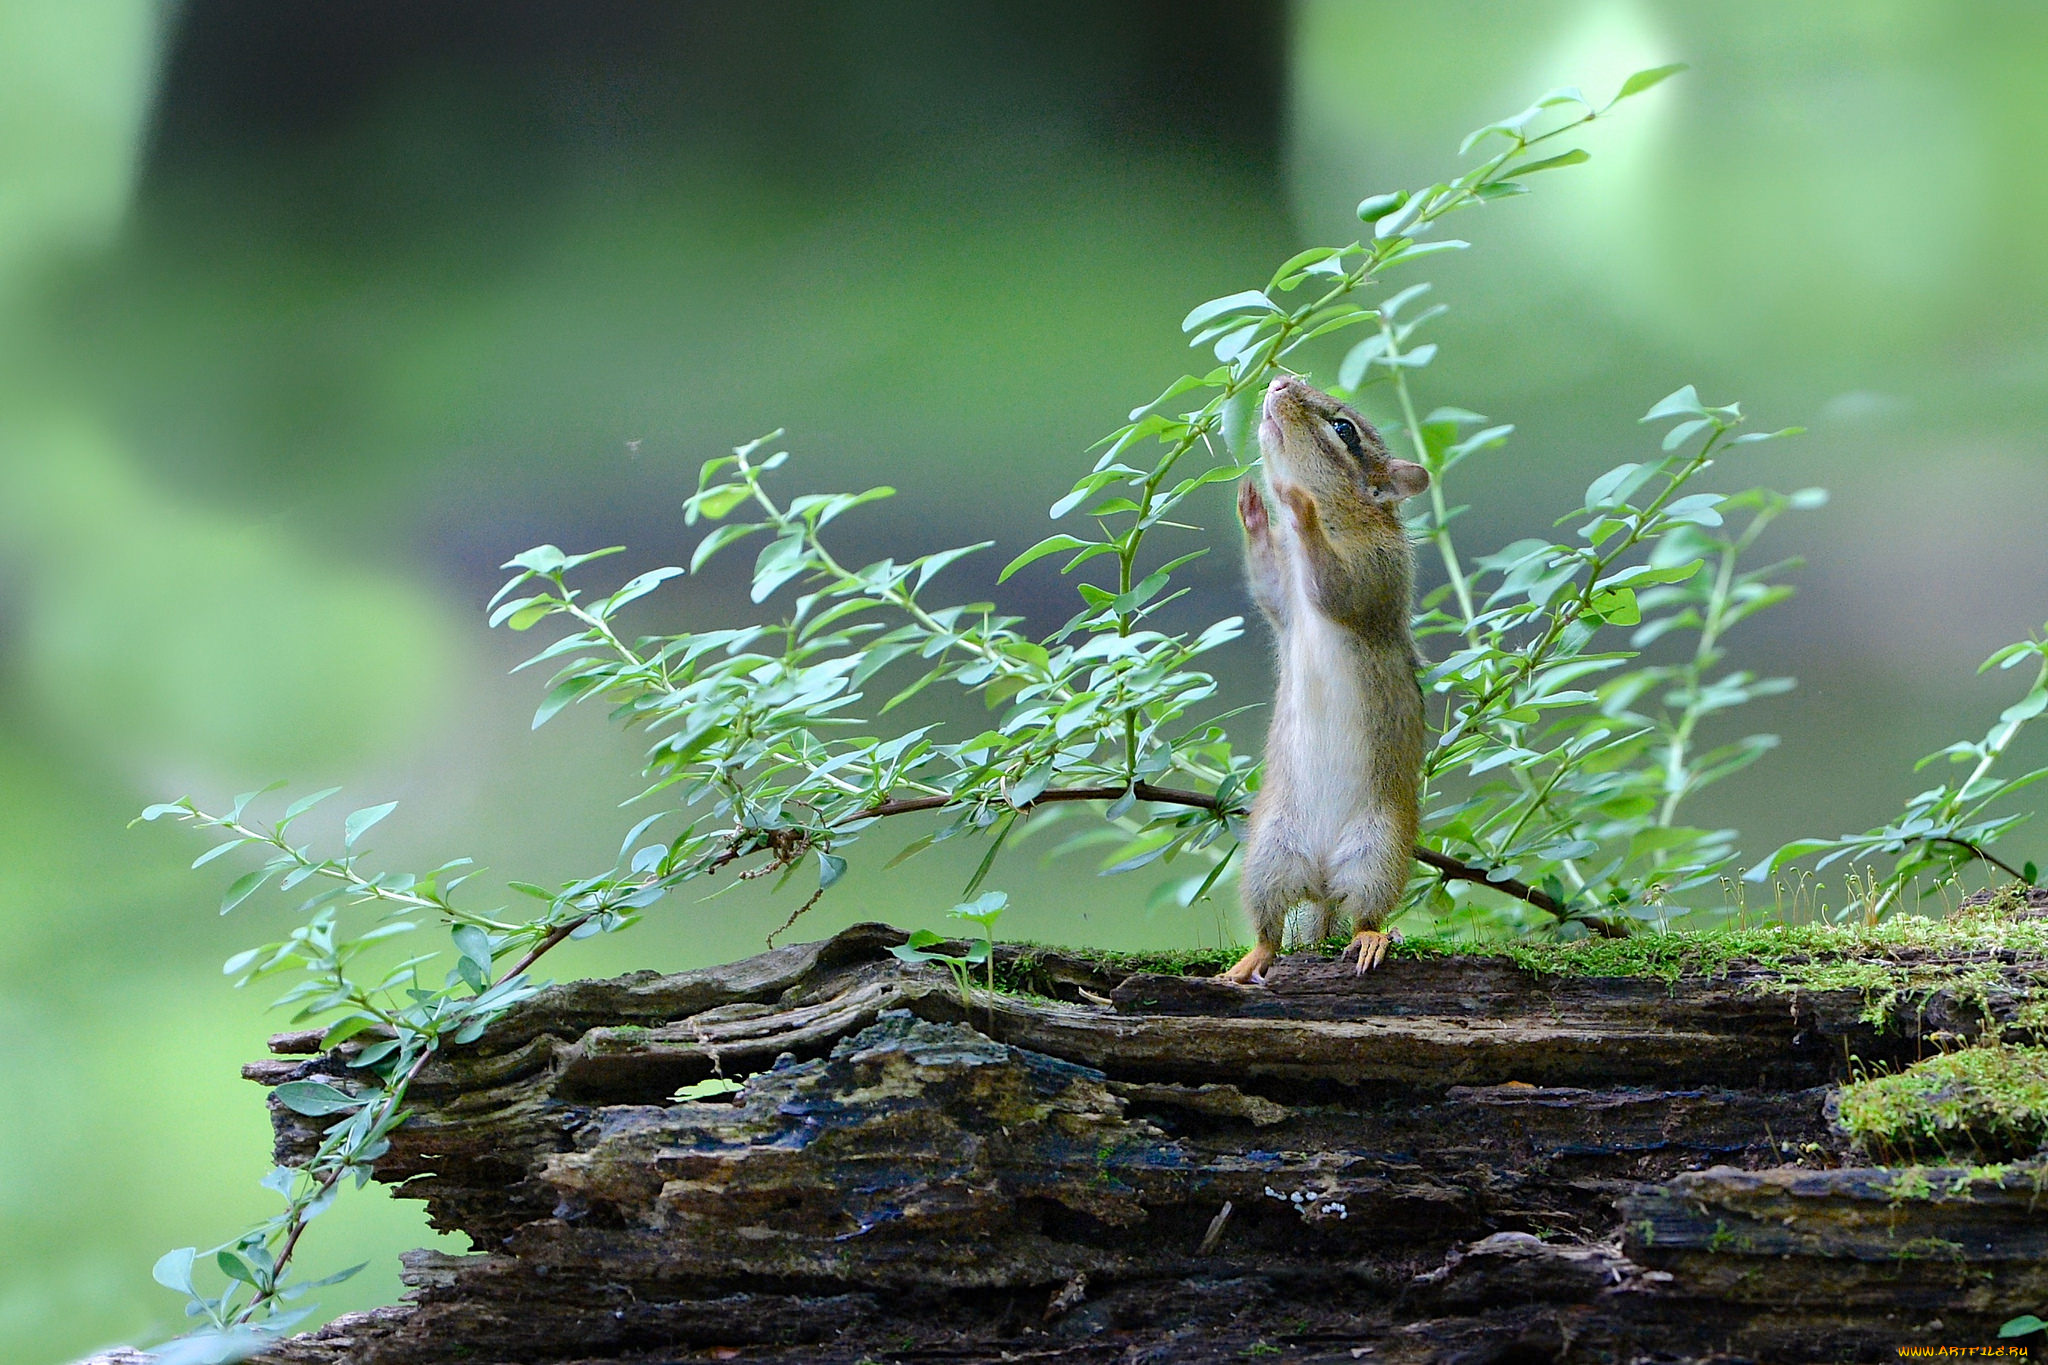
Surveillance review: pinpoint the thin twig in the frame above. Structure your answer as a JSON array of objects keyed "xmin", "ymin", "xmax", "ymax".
[
  {"xmin": 503, "ymin": 921, "xmax": 580, "ymax": 982},
  {"xmin": 766, "ymin": 886, "xmax": 828, "ymax": 948},
  {"xmin": 1932, "ymin": 836, "xmax": 2030, "ymax": 883},
  {"xmin": 853, "ymin": 781, "xmax": 1223, "ymax": 821},
  {"xmin": 506, "ymin": 780, "xmax": 1617, "ymax": 984},
  {"xmin": 853, "ymin": 782, "xmax": 1610, "ymax": 927},
  {"xmin": 241, "ymin": 1043, "xmax": 435, "ymax": 1322},
  {"xmin": 1412, "ymin": 847, "xmax": 1557, "ymax": 916}
]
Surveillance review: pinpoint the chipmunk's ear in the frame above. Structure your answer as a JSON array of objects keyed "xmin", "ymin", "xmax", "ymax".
[{"xmin": 1376, "ymin": 459, "xmax": 1430, "ymax": 503}]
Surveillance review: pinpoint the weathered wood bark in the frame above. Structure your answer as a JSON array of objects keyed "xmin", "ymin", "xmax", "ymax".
[{"xmin": 222, "ymin": 920, "xmax": 2048, "ymax": 1364}]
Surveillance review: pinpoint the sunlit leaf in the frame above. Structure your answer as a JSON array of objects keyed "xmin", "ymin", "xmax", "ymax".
[{"xmin": 1613, "ymin": 63, "xmax": 1688, "ymax": 102}]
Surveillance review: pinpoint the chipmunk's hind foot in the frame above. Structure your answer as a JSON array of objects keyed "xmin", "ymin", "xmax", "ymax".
[
  {"xmin": 1220, "ymin": 943, "xmax": 1276, "ymax": 986},
  {"xmin": 1342, "ymin": 928, "xmax": 1397, "ymax": 974}
]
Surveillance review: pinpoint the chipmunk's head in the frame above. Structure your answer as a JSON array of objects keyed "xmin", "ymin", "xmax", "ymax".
[{"xmin": 1259, "ymin": 374, "xmax": 1428, "ymax": 513}]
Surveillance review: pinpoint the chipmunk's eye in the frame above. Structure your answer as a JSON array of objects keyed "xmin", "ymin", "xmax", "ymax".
[{"xmin": 1328, "ymin": 416, "xmax": 1365, "ymax": 461}]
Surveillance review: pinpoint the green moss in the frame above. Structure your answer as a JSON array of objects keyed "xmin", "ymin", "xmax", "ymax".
[
  {"xmin": 1475, "ymin": 915, "xmax": 2048, "ymax": 993},
  {"xmin": 1059, "ymin": 944, "xmax": 1246, "ymax": 978},
  {"xmin": 1841, "ymin": 1046, "xmax": 2048, "ymax": 1162},
  {"xmin": 999, "ymin": 913, "xmax": 2048, "ymax": 1032},
  {"xmin": 1889, "ymin": 1236, "xmax": 1967, "ymax": 1262},
  {"xmin": 1885, "ymin": 1166, "xmax": 1937, "ymax": 1201}
]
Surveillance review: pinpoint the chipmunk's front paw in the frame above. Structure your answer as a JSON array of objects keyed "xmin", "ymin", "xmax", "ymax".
[
  {"xmin": 1237, "ymin": 479, "xmax": 1270, "ymax": 538},
  {"xmin": 1343, "ymin": 929, "xmax": 1397, "ymax": 974},
  {"xmin": 1220, "ymin": 943, "xmax": 1276, "ymax": 986}
]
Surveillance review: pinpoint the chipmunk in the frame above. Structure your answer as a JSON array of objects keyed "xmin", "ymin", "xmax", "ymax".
[{"xmin": 1221, "ymin": 374, "xmax": 1429, "ymax": 985}]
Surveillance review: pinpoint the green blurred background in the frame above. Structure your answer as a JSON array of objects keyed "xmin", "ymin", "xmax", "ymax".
[{"xmin": 4, "ymin": 2, "xmax": 2045, "ymax": 1359}]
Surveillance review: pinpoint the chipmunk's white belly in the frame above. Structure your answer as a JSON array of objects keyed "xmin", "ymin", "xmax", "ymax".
[{"xmin": 1269, "ymin": 608, "xmax": 1378, "ymax": 853}]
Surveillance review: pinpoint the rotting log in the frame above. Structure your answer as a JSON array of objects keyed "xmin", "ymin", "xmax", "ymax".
[{"xmin": 148, "ymin": 914, "xmax": 2048, "ymax": 1362}]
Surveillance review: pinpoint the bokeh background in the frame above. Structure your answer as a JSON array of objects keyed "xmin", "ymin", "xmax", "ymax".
[{"xmin": 5, "ymin": 2, "xmax": 2045, "ymax": 1360}]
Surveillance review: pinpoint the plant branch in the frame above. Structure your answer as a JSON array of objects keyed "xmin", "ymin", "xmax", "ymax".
[
  {"xmin": 850, "ymin": 782, "xmax": 1594, "ymax": 924},
  {"xmin": 236, "ymin": 1041, "xmax": 436, "ymax": 1323},
  {"xmin": 503, "ymin": 922, "xmax": 582, "ymax": 981},
  {"xmin": 1931, "ymin": 836, "xmax": 2030, "ymax": 884},
  {"xmin": 1430, "ymin": 425, "xmax": 1729, "ymax": 770},
  {"xmin": 853, "ymin": 781, "xmax": 1224, "ymax": 821}
]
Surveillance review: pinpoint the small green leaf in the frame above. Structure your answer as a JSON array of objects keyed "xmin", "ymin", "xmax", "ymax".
[
  {"xmin": 1000, "ymin": 535, "xmax": 1094, "ymax": 583},
  {"xmin": 1661, "ymin": 417, "xmax": 1711, "ymax": 450},
  {"xmin": 1378, "ymin": 239, "xmax": 1468, "ymax": 268},
  {"xmin": 1613, "ymin": 63, "xmax": 1688, "ymax": 102},
  {"xmin": 1355, "ymin": 190, "xmax": 1408, "ymax": 223},
  {"xmin": 2003, "ymin": 688, "xmax": 2048, "ymax": 724},
  {"xmin": 606, "ymin": 566, "xmax": 684, "ymax": 613},
  {"xmin": 532, "ymin": 675, "xmax": 600, "ymax": 729},
  {"xmin": 1374, "ymin": 189, "xmax": 1428, "ymax": 239},
  {"xmin": 1743, "ymin": 839, "xmax": 1839, "ymax": 881},
  {"xmin": 1221, "ymin": 384, "xmax": 1262, "ymax": 458},
  {"xmin": 690, "ymin": 484, "xmax": 752, "ymax": 521},
  {"xmin": 488, "ymin": 593, "xmax": 549, "ymax": 628},
  {"xmin": 216, "ymin": 1250, "xmax": 262, "ymax": 1288},
  {"xmin": 1600, "ymin": 561, "xmax": 1702, "ymax": 591},
  {"xmin": 751, "ymin": 534, "xmax": 810, "ymax": 602},
  {"xmin": 690, "ymin": 520, "xmax": 765, "ymax": 572},
  {"xmin": 294, "ymin": 1262, "xmax": 370, "ymax": 1292},
  {"xmin": 1181, "ymin": 290, "xmax": 1277, "ymax": 333},
  {"xmin": 506, "ymin": 544, "xmax": 568, "ymax": 574},
  {"xmin": 319, "ymin": 1014, "xmax": 385, "ymax": 1050},
  {"xmin": 961, "ymin": 812, "xmax": 1016, "ymax": 898},
  {"xmin": 1009, "ymin": 759, "xmax": 1055, "ymax": 808},
  {"xmin": 281, "ymin": 786, "xmax": 344, "ymax": 824},
  {"xmin": 344, "ymin": 802, "xmax": 399, "ymax": 849},
  {"xmin": 1511, "ymin": 147, "xmax": 1590, "ymax": 175},
  {"xmin": 884, "ymin": 835, "xmax": 937, "ymax": 869},
  {"xmin": 1659, "ymin": 492, "xmax": 1724, "ymax": 526},
  {"xmin": 153, "ymin": 1246, "xmax": 198, "ymax": 1295},
  {"xmin": 818, "ymin": 852, "xmax": 848, "ymax": 889},
  {"xmin": 219, "ymin": 868, "xmax": 272, "ymax": 915},
  {"xmin": 1101, "ymin": 830, "xmax": 1179, "ymax": 875},
  {"xmin": 950, "ymin": 890, "xmax": 1008, "ymax": 922},
  {"xmin": 192, "ymin": 839, "xmax": 247, "ymax": 869},
  {"xmin": 452, "ymin": 924, "xmax": 492, "ymax": 967},
  {"xmin": 2000, "ymin": 1315, "xmax": 2047, "ymax": 1338},
  {"xmin": 1587, "ymin": 586, "xmax": 1641, "ymax": 626},
  {"xmin": 272, "ymin": 1080, "xmax": 366, "ymax": 1116},
  {"xmin": 1727, "ymin": 425, "xmax": 1804, "ymax": 446},
  {"xmin": 1583, "ymin": 462, "xmax": 1648, "ymax": 511},
  {"xmin": 1641, "ymin": 385, "xmax": 1706, "ymax": 423},
  {"xmin": 1267, "ymin": 245, "xmax": 1344, "ymax": 291},
  {"xmin": 914, "ymin": 542, "xmax": 993, "ymax": 592}
]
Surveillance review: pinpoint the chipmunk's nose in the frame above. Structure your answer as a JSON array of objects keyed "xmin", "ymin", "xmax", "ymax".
[{"xmin": 1268, "ymin": 375, "xmax": 1297, "ymax": 394}]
